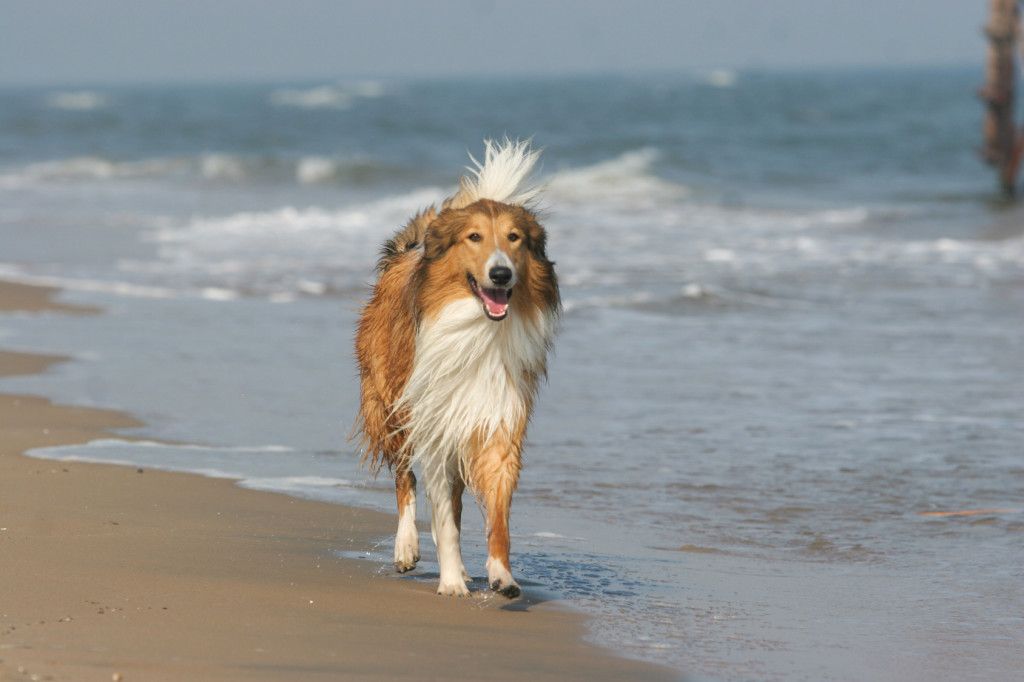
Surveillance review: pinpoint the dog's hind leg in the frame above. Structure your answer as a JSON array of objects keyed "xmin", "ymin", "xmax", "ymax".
[
  {"xmin": 423, "ymin": 456, "xmax": 470, "ymax": 596},
  {"xmin": 451, "ymin": 476, "xmax": 471, "ymax": 583},
  {"xmin": 393, "ymin": 466, "xmax": 419, "ymax": 573}
]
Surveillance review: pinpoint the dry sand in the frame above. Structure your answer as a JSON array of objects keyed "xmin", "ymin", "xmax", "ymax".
[{"xmin": 0, "ymin": 281, "xmax": 676, "ymax": 682}]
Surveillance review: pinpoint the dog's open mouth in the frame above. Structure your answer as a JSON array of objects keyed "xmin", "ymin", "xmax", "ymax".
[{"xmin": 468, "ymin": 274, "xmax": 511, "ymax": 321}]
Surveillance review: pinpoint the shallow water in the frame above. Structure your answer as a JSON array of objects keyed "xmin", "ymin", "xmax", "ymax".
[{"xmin": 1, "ymin": 69, "xmax": 1022, "ymax": 680}]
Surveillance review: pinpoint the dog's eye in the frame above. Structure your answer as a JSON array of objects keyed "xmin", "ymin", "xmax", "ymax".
[
  {"xmin": 467, "ymin": 233, "xmax": 482, "ymax": 242},
  {"xmin": 507, "ymin": 233, "xmax": 520, "ymax": 242}
]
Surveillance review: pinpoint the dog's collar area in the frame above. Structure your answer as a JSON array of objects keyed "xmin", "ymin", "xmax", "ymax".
[{"xmin": 467, "ymin": 273, "xmax": 511, "ymax": 321}]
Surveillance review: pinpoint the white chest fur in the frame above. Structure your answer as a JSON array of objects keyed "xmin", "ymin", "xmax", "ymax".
[{"xmin": 397, "ymin": 297, "xmax": 555, "ymax": 474}]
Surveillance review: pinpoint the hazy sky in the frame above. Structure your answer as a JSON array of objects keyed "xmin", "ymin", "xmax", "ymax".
[{"xmin": 1, "ymin": 1, "xmax": 987, "ymax": 85}]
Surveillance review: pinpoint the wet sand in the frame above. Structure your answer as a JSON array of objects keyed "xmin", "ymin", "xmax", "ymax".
[{"xmin": 0, "ymin": 281, "xmax": 676, "ymax": 682}]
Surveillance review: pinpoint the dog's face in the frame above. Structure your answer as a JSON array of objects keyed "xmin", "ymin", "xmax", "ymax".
[
  {"xmin": 423, "ymin": 199, "xmax": 552, "ymax": 322},
  {"xmin": 455, "ymin": 208, "xmax": 526, "ymax": 321}
]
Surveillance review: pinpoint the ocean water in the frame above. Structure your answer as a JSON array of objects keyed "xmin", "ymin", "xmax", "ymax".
[{"xmin": 1, "ymin": 68, "xmax": 1022, "ymax": 680}]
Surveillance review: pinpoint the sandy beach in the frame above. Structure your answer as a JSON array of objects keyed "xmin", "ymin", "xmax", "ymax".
[{"xmin": 0, "ymin": 281, "xmax": 675, "ymax": 682}]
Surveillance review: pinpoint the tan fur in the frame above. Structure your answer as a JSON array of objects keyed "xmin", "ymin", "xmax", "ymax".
[
  {"xmin": 466, "ymin": 416, "xmax": 527, "ymax": 577},
  {"xmin": 354, "ymin": 250, "xmax": 418, "ymax": 470},
  {"xmin": 394, "ymin": 467, "xmax": 415, "ymax": 513}
]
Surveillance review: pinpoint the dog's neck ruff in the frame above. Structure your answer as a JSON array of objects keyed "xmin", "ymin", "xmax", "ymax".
[{"xmin": 397, "ymin": 297, "xmax": 555, "ymax": 475}]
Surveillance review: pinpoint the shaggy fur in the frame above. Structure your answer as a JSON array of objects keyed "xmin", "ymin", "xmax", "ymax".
[{"xmin": 354, "ymin": 139, "xmax": 559, "ymax": 597}]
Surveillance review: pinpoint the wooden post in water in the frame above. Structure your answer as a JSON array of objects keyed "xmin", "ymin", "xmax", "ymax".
[{"xmin": 980, "ymin": 0, "xmax": 1022, "ymax": 196}]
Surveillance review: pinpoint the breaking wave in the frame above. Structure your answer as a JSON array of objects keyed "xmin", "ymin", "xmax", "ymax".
[
  {"xmin": 47, "ymin": 90, "xmax": 107, "ymax": 111},
  {"xmin": 703, "ymin": 69, "xmax": 738, "ymax": 88},
  {"xmin": 545, "ymin": 148, "xmax": 688, "ymax": 204},
  {"xmin": 5, "ymin": 147, "xmax": 1019, "ymax": 307},
  {"xmin": 0, "ymin": 153, "xmax": 408, "ymax": 188},
  {"xmin": 269, "ymin": 81, "xmax": 386, "ymax": 109},
  {"xmin": 123, "ymin": 187, "xmax": 446, "ymax": 298}
]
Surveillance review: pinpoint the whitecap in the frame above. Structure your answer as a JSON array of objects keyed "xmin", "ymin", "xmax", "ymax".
[
  {"xmin": 0, "ymin": 155, "xmax": 188, "ymax": 187},
  {"xmin": 0, "ymin": 152, "xmax": 391, "ymax": 189},
  {"xmin": 296, "ymin": 156, "xmax": 337, "ymax": 184},
  {"xmin": 200, "ymin": 153, "xmax": 247, "ymax": 181},
  {"xmin": 296, "ymin": 279, "xmax": 327, "ymax": 295},
  {"xmin": 155, "ymin": 187, "xmax": 444, "ymax": 245},
  {"xmin": 545, "ymin": 148, "xmax": 688, "ymax": 204},
  {"xmin": 132, "ymin": 187, "xmax": 445, "ymax": 298},
  {"xmin": 200, "ymin": 287, "xmax": 240, "ymax": 301},
  {"xmin": 47, "ymin": 91, "xmax": 107, "ymax": 111},
  {"xmin": 270, "ymin": 85, "xmax": 353, "ymax": 110},
  {"xmin": 681, "ymin": 283, "xmax": 705, "ymax": 298},
  {"xmin": 0, "ymin": 265, "xmax": 180, "ymax": 299},
  {"xmin": 350, "ymin": 80, "xmax": 385, "ymax": 98},
  {"xmin": 704, "ymin": 69, "xmax": 738, "ymax": 88},
  {"xmin": 704, "ymin": 248, "xmax": 737, "ymax": 263},
  {"xmin": 269, "ymin": 81, "xmax": 386, "ymax": 109},
  {"xmin": 1, "ymin": 156, "xmax": 112, "ymax": 183}
]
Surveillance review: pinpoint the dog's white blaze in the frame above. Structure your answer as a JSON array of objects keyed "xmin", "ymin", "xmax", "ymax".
[
  {"xmin": 484, "ymin": 250, "xmax": 516, "ymax": 287},
  {"xmin": 454, "ymin": 138, "xmax": 542, "ymax": 207},
  {"xmin": 394, "ymin": 492, "xmax": 419, "ymax": 570},
  {"xmin": 398, "ymin": 297, "xmax": 554, "ymax": 478}
]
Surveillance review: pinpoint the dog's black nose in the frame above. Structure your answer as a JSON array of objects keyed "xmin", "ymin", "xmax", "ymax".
[{"xmin": 489, "ymin": 266, "xmax": 513, "ymax": 286}]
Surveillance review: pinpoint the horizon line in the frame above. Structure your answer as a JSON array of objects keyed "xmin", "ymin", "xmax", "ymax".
[{"xmin": 0, "ymin": 61, "xmax": 982, "ymax": 90}]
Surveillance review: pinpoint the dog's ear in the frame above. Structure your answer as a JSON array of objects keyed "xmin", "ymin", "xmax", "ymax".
[
  {"xmin": 519, "ymin": 210, "xmax": 552, "ymax": 263},
  {"xmin": 517, "ymin": 208, "xmax": 559, "ymax": 310},
  {"xmin": 423, "ymin": 209, "xmax": 463, "ymax": 261}
]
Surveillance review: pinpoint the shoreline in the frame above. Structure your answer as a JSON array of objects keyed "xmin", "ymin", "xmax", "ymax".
[{"xmin": 0, "ymin": 280, "xmax": 676, "ymax": 682}]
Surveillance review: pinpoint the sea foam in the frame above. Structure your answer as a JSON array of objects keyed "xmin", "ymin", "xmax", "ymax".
[
  {"xmin": 47, "ymin": 91, "xmax": 107, "ymax": 111},
  {"xmin": 269, "ymin": 81, "xmax": 385, "ymax": 110},
  {"xmin": 545, "ymin": 148, "xmax": 688, "ymax": 204}
]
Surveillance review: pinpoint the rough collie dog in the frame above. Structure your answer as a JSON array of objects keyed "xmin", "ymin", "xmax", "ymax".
[{"xmin": 355, "ymin": 139, "xmax": 559, "ymax": 598}]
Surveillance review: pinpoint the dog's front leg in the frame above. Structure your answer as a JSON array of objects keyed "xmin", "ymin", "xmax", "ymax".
[
  {"xmin": 471, "ymin": 443, "xmax": 522, "ymax": 598},
  {"xmin": 423, "ymin": 457, "xmax": 470, "ymax": 596}
]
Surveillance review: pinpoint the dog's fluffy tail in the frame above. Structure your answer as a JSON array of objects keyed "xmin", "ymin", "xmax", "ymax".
[{"xmin": 447, "ymin": 138, "xmax": 542, "ymax": 210}]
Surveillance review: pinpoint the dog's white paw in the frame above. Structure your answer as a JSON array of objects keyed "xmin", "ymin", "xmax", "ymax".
[
  {"xmin": 486, "ymin": 557, "xmax": 521, "ymax": 599},
  {"xmin": 394, "ymin": 546, "xmax": 419, "ymax": 573},
  {"xmin": 393, "ymin": 535, "xmax": 420, "ymax": 574},
  {"xmin": 437, "ymin": 576, "xmax": 471, "ymax": 597},
  {"xmin": 394, "ymin": 514, "xmax": 420, "ymax": 573}
]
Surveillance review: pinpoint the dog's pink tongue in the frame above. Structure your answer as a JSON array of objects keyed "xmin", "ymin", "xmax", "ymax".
[{"xmin": 482, "ymin": 288, "xmax": 509, "ymax": 317}]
